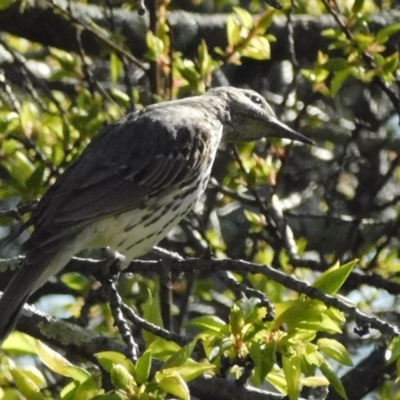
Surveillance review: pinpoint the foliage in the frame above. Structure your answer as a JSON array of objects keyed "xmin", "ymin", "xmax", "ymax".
[{"xmin": 1, "ymin": 0, "xmax": 400, "ymax": 399}]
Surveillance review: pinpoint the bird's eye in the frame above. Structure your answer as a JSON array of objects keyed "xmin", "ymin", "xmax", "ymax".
[{"xmin": 250, "ymin": 95, "xmax": 263, "ymax": 106}]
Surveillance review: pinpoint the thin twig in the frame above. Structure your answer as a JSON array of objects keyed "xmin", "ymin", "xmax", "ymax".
[{"xmin": 50, "ymin": 1, "xmax": 148, "ymax": 71}]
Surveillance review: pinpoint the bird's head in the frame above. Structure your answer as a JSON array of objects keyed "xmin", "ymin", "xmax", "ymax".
[{"xmin": 205, "ymin": 87, "xmax": 314, "ymax": 145}]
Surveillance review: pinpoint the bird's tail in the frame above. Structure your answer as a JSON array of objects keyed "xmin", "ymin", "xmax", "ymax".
[
  {"xmin": 0, "ymin": 261, "xmax": 48, "ymax": 344},
  {"xmin": 0, "ymin": 231, "xmax": 86, "ymax": 344}
]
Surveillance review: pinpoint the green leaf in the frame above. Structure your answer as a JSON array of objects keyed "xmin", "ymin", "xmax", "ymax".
[
  {"xmin": 376, "ymin": 23, "xmax": 400, "ymax": 44},
  {"xmin": 397, "ymin": 358, "xmax": 400, "ymax": 381},
  {"xmin": 255, "ymin": 10, "xmax": 274, "ymax": 34},
  {"xmin": 233, "ymin": 7, "xmax": 253, "ymax": 30},
  {"xmin": 110, "ymin": 88, "xmax": 130, "ymax": 107},
  {"xmin": 303, "ymin": 345, "xmax": 324, "ymax": 367},
  {"xmin": 239, "ymin": 36, "xmax": 271, "ymax": 60},
  {"xmin": 318, "ymin": 339, "xmax": 353, "ymax": 366},
  {"xmin": 353, "ymin": 32, "xmax": 374, "ymax": 49},
  {"xmin": 198, "ymin": 40, "xmax": 213, "ymax": 78},
  {"xmin": 63, "ymin": 366, "xmax": 93, "ymax": 384},
  {"xmin": 110, "ymin": 52, "xmax": 122, "ymax": 84},
  {"xmin": 111, "ymin": 364, "xmax": 135, "ymax": 391},
  {"xmin": 13, "ymin": 150, "xmax": 35, "ymax": 182},
  {"xmin": 35, "ymin": 340, "xmax": 73, "ymax": 377},
  {"xmin": 237, "ymin": 297, "xmax": 261, "ymax": 322},
  {"xmin": 352, "ymin": 0, "xmax": 365, "ymax": 14},
  {"xmin": 274, "ymin": 300, "xmax": 326, "ymax": 331},
  {"xmin": 2, "ymin": 331, "xmax": 37, "ymax": 354},
  {"xmin": 244, "ymin": 210, "xmax": 263, "ymax": 225},
  {"xmin": 388, "ymin": 337, "xmax": 400, "ymax": 364},
  {"xmin": 325, "ymin": 307, "xmax": 345, "ymax": 323},
  {"xmin": 312, "ymin": 260, "xmax": 357, "ymax": 295},
  {"xmin": 185, "ymin": 315, "xmax": 227, "ymax": 334},
  {"xmin": 25, "ymin": 164, "xmax": 45, "ymax": 193},
  {"xmin": 91, "ymin": 393, "xmax": 127, "ymax": 400},
  {"xmin": 290, "ymin": 330, "xmax": 317, "ymax": 344},
  {"xmin": 320, "ymin": 360, "xmax": 348, "ymax": 400},
  {"xmin": 297, "ymin": 314, "xmax": 342, "ymax": 334},
  {"xmin": 0, "ymin": 0, "xmax": 16, "ymax": 10},
  {"xmin": 163, "ymin": 339, "xmax": 197, "ymax": 369},
  {"xmin": 170, "ymin": 360, "xmax": 215, "ymax": 382},
  {"xmin": 60, "ymin": 380, "xmax": 77, "ymax": 399},
  {"xmin": 229, "ymin": 304, "xmax": 244, "ymax": 335},
  {"xmin": 134, "ymin": 351, "xmax": 152, "ymax": 384},
  {"xmin": 155, "ymin": 370, "xmax": 190, "ymax": 400},
  {"xmin": 95, "ymin": 351, "xmax": 135, "ymax": 375},
  {"xmin": 266, "ymin": 371, "xmax": 288, "ymax": 394},
  {"xmin": 249, "ymin": 342, "xmax": 276, "ymax": 385},
  {"xmin": 243, "ymin": 210, "xmax": 266, "ymax": 232},
  {"xmin": 61, "ymin": 272, "xmax": 90, "ymax": 292},
  {"xmin": 142, "ymin": 290, "xmax": 163, "ymax": 346},
  {"xmin": 282, "ymin": 354, "xmax": 301, "ymax": 400},
  {"xmin": 62, "ymin": 119, "xmax": 71, "ymax": 142},
  {"xmin": 374, "ymin": 53, "xmax": 385, "ymax": 67},
  {"xmin": 302, "ymin": 375, "xmax": 330, "ymax": 386},
  {"xmin": 382, "ymin": 53, "xmax": 399, "ymax": 74},
  {"xmin": 145, "ymin": 31, "xmax": 164, "ymax": 61},
  {"xmin": 69, "ymin": 371, "xmax": 100, "ymax": 400},
  {"xmin": 331, "ymin": 69, "xmax": 351, "ymax": 97},
  {"xmin": 148, "ymin": 338, "xmax": 181, "ymax": 360},
  {"xmin": 227, "ymin": 15, "xmax": 241, "ymax": 47},
  {"xmin": 323, "ymin": 58, "xmax": 348, "ymax": 72},
  {"xmin": 10, "ymin": 368, "xmax": 46, "ymax": 400},
  {"xmin": 17, "ymin": 367, "xmax": 46, "ymax": 389},
  {"xmin": 322, "ymin": 28, "xmax": 343, "ymax": 39},
  {"xmin": 175, "ymin": 60, "xmax": 199, "ymax": 86}
]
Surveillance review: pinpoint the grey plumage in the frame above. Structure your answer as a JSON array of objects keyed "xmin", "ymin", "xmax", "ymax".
[{"xmin": 0, "ymin": 87, "xmax": 313, "ymax": 343}]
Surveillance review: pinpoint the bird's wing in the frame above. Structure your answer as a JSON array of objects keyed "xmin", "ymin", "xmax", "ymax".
[{"xmin": 25, "ymin": 111, "xmax": 212, "ymax": 254}]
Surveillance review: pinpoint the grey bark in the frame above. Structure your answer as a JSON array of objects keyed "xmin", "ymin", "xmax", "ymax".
[{"xmin": 0, "ymin": 1, "xmax": 399, "ymax": 65}]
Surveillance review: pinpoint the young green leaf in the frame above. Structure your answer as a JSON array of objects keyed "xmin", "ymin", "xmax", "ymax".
[
  {"xmin": 352, "ymin": 0, "xmax": 365, "ymax": 14},
  {"xmin": 155, "ymin": 370, "xmax": 190, "ymax": 400},
  {"xmin": 134, "ymin": 351, "xmax": 152, "ymax": 384},
  {"xmin": 63, "ymin": 366, "xmax": 93, "ymax": 384},
  {"xmin": 249, "ymin": 342, "xmax": 276, "ymax": 385},
  {"xmin": 376, "ymin": 23, "xmax": 400, "ymax": 44},
  {"xmin": 227, "ymin": 15, "xmax": 241, "ymax": 47},
  {"xmin": 163, "ymin": 340, "xmax": 197, "ymax": 369},
  {"xmin": 318, "ymin": 338, "xmax": 353, "ymax": 366},
  {"xmin": 185, "ymin": 315, "xmax": 227, "ymax": 334},
  {"xmin": 233, "ymin": 7, "xmax": 253, "ymax": 30},
  {"xmin": 388, "ymin": 337, "xmax": 400, "ymax": 364},
  {"xmin": 35, "ymin": 340, "xmax": 73, "ymax": 377},
  {"xmin": 168, "ymin": 360, "xmax": 215, "ymax": 382},
  {"xmin": 282, "ymin": 354, "xmax": 301, "ymax": 400},
  {"xmin": 110, "ymin": 52, "xmax": 122, "ymax": 84},
  {"xmin": 312, "ymin": 260, "xmax": 357, "ymax": 295},
  {"xmin": 229, "ymin": 303, "xmax": 244, "ymax": 335},
  {"xmin": 302, "ymin": 375, "xmax": 330, "ymax": 387},
  {"xmin": 320, "ymin": 359, "xmax": 348, "ymax": 400},
  {"xmin": 331, "ymin": 69, "xmax": 351, "ymax": 97},
  {"xmin": 244, "ymin": 36, "xmax": 271, "ymax": 60},
  {"xmin": 0, "ymin": 0, "xmax": 16, "ymax": 11},
  {"xmin": 142, "ymin": 290, "xmax": 164, "ymax": 346},
  {"xmin": 9, "ymin": 368, "xmax": 46, "ymax": 400},
  {"xmin": 111, "ymin": 364, "xmax": 135, "ymax": 392},
  {"xmin": 95, "ymin": 351, "xmax": 135, "ymax": 375}
]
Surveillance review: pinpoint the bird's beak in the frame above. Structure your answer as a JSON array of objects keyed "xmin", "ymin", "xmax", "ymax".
[{"xmin": 269, "ymin": 117, "xmax": 315, "ymax": 145}]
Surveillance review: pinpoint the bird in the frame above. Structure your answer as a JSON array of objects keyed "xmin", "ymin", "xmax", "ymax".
[{"xmin": 0, "ymin": 86, "xmax": 313, "ymax": 343}]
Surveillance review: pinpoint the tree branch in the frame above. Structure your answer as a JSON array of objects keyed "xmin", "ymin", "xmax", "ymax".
[{"xmin": 0, "ymin": 1, "xmax": 399, "ymax": 65}]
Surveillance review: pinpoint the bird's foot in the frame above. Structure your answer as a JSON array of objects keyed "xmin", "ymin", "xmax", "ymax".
[{"xmin": 100, "ymin": 248, "xmax": 126, "ymax": 282}]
